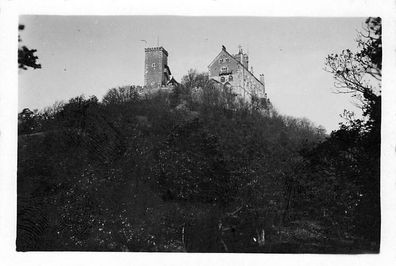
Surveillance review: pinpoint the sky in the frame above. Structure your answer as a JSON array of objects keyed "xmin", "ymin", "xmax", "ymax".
[{"xmin": 18, "ymin": 16, "xmax": 366, "ymax": 132}]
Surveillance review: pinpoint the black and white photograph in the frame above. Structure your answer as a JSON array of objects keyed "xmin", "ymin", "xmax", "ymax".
[{"xmin": 1, "ymin": 0, "xmax": 396, "ymax": 265}]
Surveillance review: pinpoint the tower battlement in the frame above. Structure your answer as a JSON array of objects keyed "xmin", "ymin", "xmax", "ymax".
[{"xmin": 144, "ymin": 47, "xmax": 168, "ymax": 56}]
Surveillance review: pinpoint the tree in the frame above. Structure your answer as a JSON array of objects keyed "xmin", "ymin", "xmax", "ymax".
[
  {"xmin": 56, "ymin": 95, "xmax": 99, "ymax": 130},
  {"xmin": 325, "ymin": 17, "xmax": 381, "ymax": 131},
  {"xmin": 18, "ymin": 24, "xmax": 41, "ymax": 70},
  {"xmin": 308, "ymin": 17, "xmax": 382, "ymax": 248},
  {"xmin": 102, "ymin": 86, "xmax": 141, "ymax": 105},
  {"xmin": 18, "ymin": 108, "xmax": 43, "ymax": 134},
  {"xmin": 181, "ymin": 69, "xmax": 209, "ymax": 89}
]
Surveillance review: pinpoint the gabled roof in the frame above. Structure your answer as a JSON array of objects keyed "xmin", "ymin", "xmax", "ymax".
[
  {"xmin": 167, "ymin": 77, "xmax": 179, "ymax": 86},
  {"xmin": 164, "ymin": 65, "xmax": 171, "ymax": 75},
  {"xmin": 208, "ymin": 48, "xmax": 229, "ymax": 68},
  {"xmin": 208, "ymin": 47, "xmax": 265, "ymax": 87}
]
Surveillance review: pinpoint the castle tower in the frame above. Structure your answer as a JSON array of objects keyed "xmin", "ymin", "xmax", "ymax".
[{"xmin": 144, "ymin": 47, "xmax": 170, "ymax": 88}]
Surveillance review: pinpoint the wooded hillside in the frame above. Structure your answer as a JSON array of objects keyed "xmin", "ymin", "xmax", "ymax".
[{"xmin": 17, "ymin": 17, "xmax": 381, "ymax": 253}]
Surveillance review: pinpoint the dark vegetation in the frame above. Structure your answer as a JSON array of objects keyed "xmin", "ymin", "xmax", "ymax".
[
  {"xmin": 17, "ymin": 18, "xmax": 381, "ymax": 252},
  {"xmin": 18, "ymin": 24, "xmax": 41, "ymax": 70}
]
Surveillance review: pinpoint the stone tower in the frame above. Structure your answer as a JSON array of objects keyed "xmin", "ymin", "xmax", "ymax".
[{"xmin": 144, "ymin": 47, "xmax": 171, "ymax": 88}]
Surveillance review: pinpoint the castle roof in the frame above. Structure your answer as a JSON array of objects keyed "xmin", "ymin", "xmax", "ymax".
[
  {"xmin": 164, "ymin": 65, "xmax": 171, "ymax": 75},
  {"xmin": 167, "ymin": 77, "xmax": 179, "ymax": 86},
  {"xmin": 208, "ymin": 46, "xmax": 264, "ymax": 87}
]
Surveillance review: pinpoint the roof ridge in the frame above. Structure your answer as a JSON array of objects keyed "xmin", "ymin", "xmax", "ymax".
[{"xmin": 222, "ymin": 48, "xmax": 264, "ymax": 86}]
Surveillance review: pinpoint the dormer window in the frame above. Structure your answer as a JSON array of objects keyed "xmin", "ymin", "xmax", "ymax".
[
  {"xmin": 220, "ymin": 76, "xmax": 225, "ymax": 82},
  {"xmin": 225, "ymin": 58, "xmax": 229, "ymax": 62},
  {"xmin": 219, "ymin": 59, "xmax": 223, "ymax": 63},
  {"xmin": 229, "ymin": 75, "xmax": 233, "ymax": 81},
  {"xmin": 221, "ymin": 66, "xmax": 228, "ymax": 72}
]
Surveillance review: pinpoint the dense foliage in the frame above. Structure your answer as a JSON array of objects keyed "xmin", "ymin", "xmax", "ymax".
[
  {"xmin": 17, "ymin": 85, "xmax": 328, "ymax": 252},
  {"xmin": 316, "ymin": 17, "xmax": 381, "ymax": 247},
  {"xmin": 17, "ymin": 18, "xmax": 380, "ymax": 253},
  {"xmin": 18, "ymin": 24, "xmax": 41, "ymax": 70}
]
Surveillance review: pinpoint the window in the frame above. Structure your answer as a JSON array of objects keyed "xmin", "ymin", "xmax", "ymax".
[
  {"xmin": 221, "ymin": 66, "xmax": 228, "ymax": 72},
  {"xmin": 229, "ymin": 75, "xmax": 233, "ymax": 81},
  {"xmin": 220, "ymin": 76, "xmax": 225, "ymax": 82},
  {"xmin": 152, "ymin": 63, "xmax": 156, "ymax": 67}
]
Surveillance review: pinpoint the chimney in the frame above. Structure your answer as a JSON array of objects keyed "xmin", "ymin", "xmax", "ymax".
[
  {"xmin": 238, "ymin": 45, "xmax": 243, "ymax": 54},
  {"xmin": 260, "ymin": 74, "xmax": 265, "ymax": 85},
  {"xmin": 243, "ymin": 54, "xmax": 249, "ymax": 69}
]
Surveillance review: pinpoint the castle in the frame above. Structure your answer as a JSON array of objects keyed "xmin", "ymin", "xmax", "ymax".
[
  {"xmin": 144, "ymin": 45, "xmax": 267, "ymax": 104},
  {"xmin": 208, "ymin": 45, "xmax": 267, "ymax": 103}
]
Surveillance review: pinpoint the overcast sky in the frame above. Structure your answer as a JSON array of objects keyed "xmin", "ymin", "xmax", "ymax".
[{"xmin": 18, "ymin": 16, "xmax": 366, "ymax": 132}]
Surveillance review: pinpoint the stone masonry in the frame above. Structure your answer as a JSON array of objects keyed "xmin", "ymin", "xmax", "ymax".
[
  {"xmin": 208, "ymin": 46, "xmax": 267, "ymax": 103},
  {"xmin": 144, "ymin": 47, "xmax": 171, "ymax": 88}
]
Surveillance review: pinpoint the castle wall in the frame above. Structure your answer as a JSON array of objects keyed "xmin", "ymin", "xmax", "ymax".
[{"xmin": 208, "ymin": 49, "xmax": 266, "ymax": 103}]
